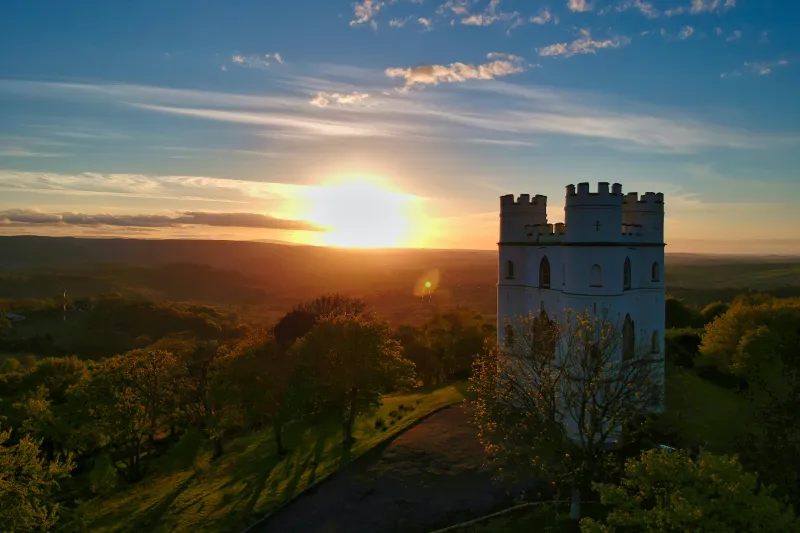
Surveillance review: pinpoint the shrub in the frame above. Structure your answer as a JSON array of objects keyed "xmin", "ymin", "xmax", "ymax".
[
  {"xmin": 374, "ymin": 417, "xmax": 386, "ymax": 430},
  {"xmin": 665, "ymin": 328, "xmax": 702, "ymax": 368},
  {"xmin": 389, "ymin": 410, "xmax": 398, "ymax": 419}
]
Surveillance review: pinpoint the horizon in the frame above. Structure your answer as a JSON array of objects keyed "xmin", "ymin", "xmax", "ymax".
[{"xmin": 1, "ymin": 1, "xmax": 799, "ymax": 254}]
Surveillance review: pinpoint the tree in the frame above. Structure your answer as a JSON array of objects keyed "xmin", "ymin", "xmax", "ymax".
[
  {"xmin": 470, "ymin": 310, "xmax": 663, "ymax": 522},
  {"xmin": 273, "ymin": 309, "xmax": 318, "ymax": 350},
  {"xmin": 581, "ymin": 449, "xmax": 799, "ymax": 533},
  {"xmin": 701, "ymin": 301, "xmax": 729, "ymax": 324},
  {"xmin": 294, "ymin": 293, "xmax": 367, "ymax": 319},
  {"xmin": 296, "ymin": 313, "xmax": 416, "ymax": 444},
  {"xmin": 665, "ymin": 296, "xmax": 702, "ymax": 329},
  {"xmin": 0, "ymin": 426, "xmax": 75, "ymax": 532},
  {"xmin": 226, "ymin": 330, "xmax": 310, "ymax": 455}
]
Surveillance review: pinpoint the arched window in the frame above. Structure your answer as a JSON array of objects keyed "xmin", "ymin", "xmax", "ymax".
[
  {"xmin": 651, "ymin": 261, "xmax": 660, "ymax": 282},
  {"xmin": 589, "ymin": 264, "xmax": 603, "ymax": 287},
  {"xmin": 506, "ymin": 260, "xmax": 515, "ymax": 279},
  {"xmin": 623, "ymin": 257, "xmax": 632, "ymax": 290},
  {"xmin": 539, "ymin": 256, "xmax": 551, "ymax": 289},
  {"xmin": 623, "ymin": 313, "xmax": 635, "ymax": 360},
  {"xmin": 651, "ymin": 331, "xmax": 660, "ymax": 354}
]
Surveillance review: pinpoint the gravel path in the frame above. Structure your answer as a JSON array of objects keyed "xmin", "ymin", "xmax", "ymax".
[{"xmin": 255, "ymin": 405, "xmax": 536, "ymax": 533}]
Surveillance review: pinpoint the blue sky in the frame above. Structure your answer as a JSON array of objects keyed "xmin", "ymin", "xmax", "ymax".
[{"xmin": 0, "ymin": 0, "xmax": 798, "ymax": 253}]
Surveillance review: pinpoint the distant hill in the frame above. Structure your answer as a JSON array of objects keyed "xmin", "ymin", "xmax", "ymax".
[{"xmin": 0, "ymin": 236, "xmax": 798, "ymax": 325}]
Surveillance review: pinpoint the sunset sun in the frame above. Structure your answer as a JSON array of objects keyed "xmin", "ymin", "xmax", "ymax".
[{"xmin": 302, "ymin": 176, "xmax": 425, "ymax": 248}]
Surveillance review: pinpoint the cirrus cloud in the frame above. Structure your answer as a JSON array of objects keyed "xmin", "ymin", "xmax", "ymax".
[
  {"xmin": 309, "ymin": 91, "xmax": 371, "ymax": 107},
  {"xmin": 538, "ymin": 29, "xmax": 630, "ymax": 57}
]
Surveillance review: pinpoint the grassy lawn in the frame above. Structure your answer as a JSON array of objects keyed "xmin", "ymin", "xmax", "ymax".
[
  {"xmin": 448, "ymin": 503, "xmax": 605, "ymax": 533},
  {"xmin": 84, "ymin": 382, "xmax": 467, "ymax": 533},
  {"xmin": 659, "ymin": 363, "xmax": 748, "ymax": 453}
]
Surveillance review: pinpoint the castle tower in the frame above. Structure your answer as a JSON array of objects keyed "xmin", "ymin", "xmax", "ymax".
[{"xmin": 497, "ymin": 182, "xmax": 666, "ymax": 414}]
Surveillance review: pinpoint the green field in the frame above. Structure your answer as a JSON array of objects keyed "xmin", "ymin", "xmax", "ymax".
[
  {"xmin": 658, "ymin": 364, "xmax": 748, "ymax": 453},
  {"xmin": 84, "ymin": 382, "xmax": 467, "ymax": 533}
]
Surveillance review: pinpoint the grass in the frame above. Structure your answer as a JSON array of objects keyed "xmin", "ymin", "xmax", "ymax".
[
  {"xmin": 659, "ymin": 363, "xmax": 748, "ymax": 453},
  {"xmin": 453, "ymin": 503, "xmax": 605, "ymax": 533},
  {"xmin": 84, "ymin": 382, "xmax": 467, "ymax": 533}
]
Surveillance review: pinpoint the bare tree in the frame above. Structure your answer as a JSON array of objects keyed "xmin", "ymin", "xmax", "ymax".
[{"xmin": 470, "ymin": 309, "xmax": 663, "ymax": 522}]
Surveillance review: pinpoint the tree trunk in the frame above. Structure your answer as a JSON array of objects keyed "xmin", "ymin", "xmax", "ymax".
[
  {"xmin": 569, "ymin": 485, "xmax": 581, "ymax": 521},
  {"xmin": 212, "ymin": 436, "xmax": 223, "ymax": 459},
  {"xmin": 274, "ymin": 420, "xmax": 286, "ymax": 455}
]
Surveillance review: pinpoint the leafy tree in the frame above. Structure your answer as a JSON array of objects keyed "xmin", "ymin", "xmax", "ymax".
[
  {"xmin": 701, "ymin": 301, "xmax": 729, "ymax": 324},
  {"xmin": 70, "ymin": 349, "xmax": 179, "ymax": 480},
  {"xmin": 294, "ymin": 293, "xmax": 367, "ymax": 319},
  {"xmin": 1, "ymin": 356, "xmax": 21, "ymax": 373},
  {"xmin": 273, "ymin": 309, "xmax": 318, "ymax": 350},
  {"xmin": 665, "ymin": 296, "xmax": 702, "ymax": 329},
  {"xmin": 226, "ymin": 331, "xmax": 310, "ymax": 455},
  {"xmin": 470, "ymin": 310, "xmax": 663, "ymax": 522},
  {"xmin": 296, "ymin": 313, "xmax": 415, "ymax": 444},
  {"xmin": 394, "ymin": 324, "xmax": 435, "ymax": 385},
  {"xmin": 581, "ymin": 449, "xmax": 799, "ymax": 533},
  {"xmin": 0, "ymin": 426, "xmax": 75, "ymax": 532}
]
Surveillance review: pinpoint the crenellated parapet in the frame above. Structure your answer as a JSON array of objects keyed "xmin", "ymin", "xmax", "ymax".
[{"xmin": 565, "ymin": 182, "xmax": 624, "ymax": 207}]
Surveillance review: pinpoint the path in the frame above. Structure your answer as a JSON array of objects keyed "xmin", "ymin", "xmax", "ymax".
[{"xmin": 255, "ymin": 405, "xmax": 544, "ymax": 533}]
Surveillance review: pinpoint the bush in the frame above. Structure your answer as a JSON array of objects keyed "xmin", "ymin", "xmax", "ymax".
[
  {"xmin": 388, "ymin": 410, "xmax": 398, "ymax": 419},
  {"xmin": 89, "ymin": 454, "xmax": 118, "ymax": 495},
  {"xmin": 374, "ymin": 417, "xmax": 386, "ymax": 430},
  {"xmin": 664, "ymin": 329, "xmax": 702, "ymax": 368}
]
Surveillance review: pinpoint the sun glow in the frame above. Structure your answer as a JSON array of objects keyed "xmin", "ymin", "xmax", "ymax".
[{"xmin": 300, "ymin": 176, "xmax": 426, "ymax": 248}]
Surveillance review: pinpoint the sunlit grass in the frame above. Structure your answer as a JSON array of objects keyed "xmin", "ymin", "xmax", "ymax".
[{"xmin": 84, "ymin": 382, "xmax": 467, "ymax": 533}]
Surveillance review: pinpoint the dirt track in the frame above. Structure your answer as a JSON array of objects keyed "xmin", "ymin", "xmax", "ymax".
[{"xmin": 255, "ymin": 405, "xmax": 539, "ymax": 533}]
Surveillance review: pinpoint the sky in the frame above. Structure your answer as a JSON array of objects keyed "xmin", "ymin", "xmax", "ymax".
[{"xmin": 0, "ymin": 0, "xmax": 799, "ymax": 254}]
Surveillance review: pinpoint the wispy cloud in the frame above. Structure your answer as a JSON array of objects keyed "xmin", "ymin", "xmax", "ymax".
[
  {"xmin": 726, "ymin": 30, "xmax": 742, "ymax": 41},
  {"xmin": 418, "ymin": 17, "xmax": 434, "ymax": 29},
  {"xmin": 0, "ymin": 209, "xmax": 326, "ymax": 231},
  {"xmin": 436, "ymin": 0, "xmax": 474, "ymax": 17},
  {"xmin": 530, "ymin": 8, "xmax": 558, "ymax": 25},
  {"xmin": 385, "ymin": 53, "xmax": 525, "ymax": 88},
  {"xmin": 459, "ymin": 0, "xmax": 521, "ymax": 28},
  {"xmin": 691, "ymin": 0, "xmax": 735, "ymax": 14},
  {"xmin": 538, "ymin": 29, "xmax": 630, "ymax": 57},
  {"xmin": 231, "ymin": 53, "xmax": 284, "ymax": 69},
  {"xmin": 309, "ymin": 91, "xmax": 371, "ymax": 107},
  {"xmin": 721, "ymin": 60, "xmax": 789, "ymax": 78},
  {"xmin": 389, "ymin": 16, "xmax": 411, "ymax": 27},
  {"xmin": 351, "ymin": 0, "xmax": 383, "ymax": 27},
  {"xmin": 677, "ymin": 25, "xmax": 694, "ymax": 40},
  {"xmin": 603, "ymin": 0, "xmax": 660, "ymax": 19}
]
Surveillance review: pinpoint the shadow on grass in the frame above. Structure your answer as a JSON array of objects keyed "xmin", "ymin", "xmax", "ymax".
[{"xmin": 131, "ymin": 474, "xmax": 196, "ymax": 531}]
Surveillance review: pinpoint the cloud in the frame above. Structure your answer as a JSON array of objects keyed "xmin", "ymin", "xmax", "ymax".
[
  {"xmin": 418, "ymin": 17, "xmax": 433, "ymax": 29},
  {"xmin": 607, "ymin": 0, "xmax": 660, "ymax": 19},
  {"xmin": 715, "ymin": 27, "xmax": 723, "ymax": 36},
  {"xmin": 0, "ymin": 209, "xmax": 326, "ymax": 231},
  {"xmin": 437, "ymin": 0, "xmax": 472, "ymax": 16},
  {"xmin": 690, "ymin": 0, "xmax": 735, "ymax": 13},
  {"xmin": 567, "ymin": 0, "xmax": 593, "ymax": 12},
  {"xmin": 385, "ymin": 53, "xmax": 525, "ymax": 88},
  {"xmin": 351, "ymin": 0, "xmax": 383, "ymax": 26},
  {"xmin": 538, "ymin": 29, "xmax": 630, "ymax": 57},
  {"xmin": 726, "ymin": 30, "xmax": 742, "ymax": 41},
  {"xmin": 744, "ymin": 60, "xmax": 789, "ymax": 76},
  {"xmin": 677, "ymin": 26, "xmax": 694, "ymax": 39},
  {"xmin": 309, "ymin": 91, "xmax": 371, "ymax": 107},
  {"xmin": 389, "ymin": 17, "xmax": 410, "ymax": 27},
  {"xmin": 530, "ymin": 8, "xmax": 558, "ymax": 24},
  {"xmin": 459, "ymin": 0, "xmax": 521, "ymax": 27},
  {"xmin": 231, "ymin": 53, "xmax": 283, "ymax": 69}
]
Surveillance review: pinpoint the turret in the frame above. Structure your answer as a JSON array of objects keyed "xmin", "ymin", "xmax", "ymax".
[
  {"xmin": 563, "ymin": 182, "xmax": 623, "ymax": 243},
  {"xmin": 622, "ymin": 191, "xmax": 664, "ymax": 243},
  {"xmin": 500, "ymin": 193, "xmax": 548, "ymax": 242}
]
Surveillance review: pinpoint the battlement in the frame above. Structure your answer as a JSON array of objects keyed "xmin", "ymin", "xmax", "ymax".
[
  {"xmin": 500, "ymin": 193, "xmax": 548, "ymax": 209},
  {"xmin": 525, "ymin": 222, "xmax": 566, "ymax": 237},
  {"xmin": 565, "ymin": 182, "xmax": 624, "ymax": 207},
  {"xmin": 622, "ymin": 191, "xmax": 664, "ymax": 212}
]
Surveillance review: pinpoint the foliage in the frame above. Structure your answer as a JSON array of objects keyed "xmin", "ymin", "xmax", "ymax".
[
  {"xmin": 394, "ymin": 309, "xmax": 493, "ymax": 386},
  {"xmin": 664, "ymin": 328, "xmax": 702, "ymax": 368},
  {"xmin": 296, "ymin": 313, "xmax": 416, "ymax": 443},
  {"xmin": 665, "ymin": 296, "xmax": 702, "ymax": 329},
  {"xmin": 581, "ymin": 449, "xmax": 800, "ymax": 533},
  {"xmin": 0, "ymin": 426, "xmax": 75, "ymax": 532},
  {"xmin": 225, "ymin": 330, "xmax": 311, "ymax": 455},
  {"xmin": 89, "ymin": 454, "xmax": 119, "ymax": 494},
  {"xmin": 470, "ymin": 310, "xmax": 663, "ymax": 520},
  {"xmin": 700, "ymin": 301, "xmax": 729, "ymax": 324}
]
